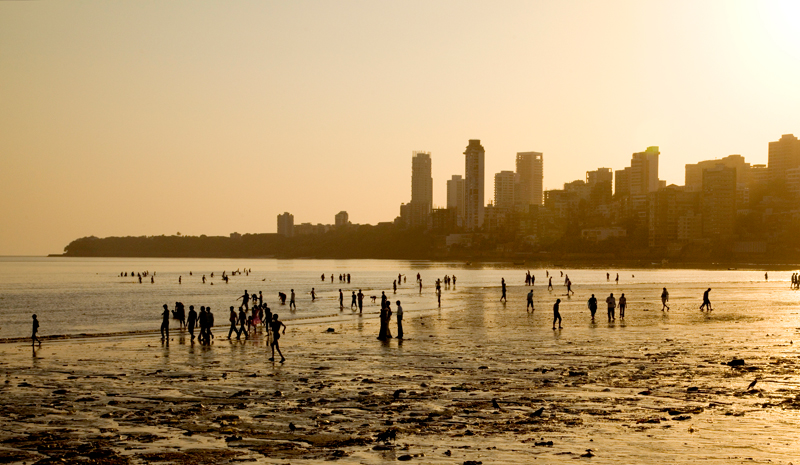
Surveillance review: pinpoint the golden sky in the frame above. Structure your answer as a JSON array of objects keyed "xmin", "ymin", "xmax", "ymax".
[{"xmin": 1, "ymin": 1, "xmax": 799, "ymax": 255}]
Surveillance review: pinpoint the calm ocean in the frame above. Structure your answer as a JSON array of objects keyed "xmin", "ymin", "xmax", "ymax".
[{"xmin": 0, "ymin": 256, "xmax": 793, "ymax": 340}]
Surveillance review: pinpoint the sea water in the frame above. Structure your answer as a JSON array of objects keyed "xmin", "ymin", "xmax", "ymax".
[{"xmin": 0, "ymin": 256, "xmax": 797, "ymax": 340}]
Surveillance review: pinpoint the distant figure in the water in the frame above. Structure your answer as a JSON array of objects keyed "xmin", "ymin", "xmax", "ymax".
[
  {"xmin": 765, "ymin": 272, "xmax": 768, "ymax": 281},
  {"xmin": 619, "ymin": 293, "xmax": 627, "ymax": 318},
  {"xmin": 269, "ymin": 314, "xmax": 286, "ymax": 362},
  {"xmin": 606, "ymin": 293, "xmax": 616, "ymax": 321},
  {"xmin": 321, "ymin": 273, "xmax": 325, "ymax": 282},
  {"xmin": 607, "ymin": 272, "xmax": 610, "ymax": 281},
  {"xmin": 587, "ymin": 294, "xmax": 597, "ymax": 321},
  {"xmin": 202, "ymin": 274, "xmax": 206, "ymax": 284},
  {"xmin": 278, "ymin": 292, "xmax": 287, "ymax": 305},
  {"xmin": 179, "ymin": 276, "xmax": 181, "ymax": 284},
  {"xmin": 500, "ymin": 278, "xmax": 507, "ymax": 302},
  {"xmin": 339, "ymin": 289, "xmax": 344, "ymax": 308},
  {"xmin": 437, "ymin": 287, "xmax": 442, "ymax": 307},
  {"xmin": 552, "ymin": 299, "xmax": 562, "ymax": 329},
  {"xmin": 31, "ymin": 314, "xmax": 41, "ymax": 347},
  {"xmin": 160, "ymin": 304, "xmax": 170, "ymax": 341},
  {"xmin": 350, "ymin": 291, "xmax": 357, "ymax": 309},
  {"xmin": 393, "ymin": 280, "xmax": 397, "ymax": 293},
  {"xmin": 661, "ymin": 288, "xmax": 670, "ymax": 311},
  {"xmin": 700, "ymin": 288, "xmax": 712, "ymax": 311},
  {"xmin": 311, "ymin": 288, "xmax": 316, "ymax": 302},
  {"xmin": 289, "ymin": 289, "xmax": 296, "ymax": 309},
  {"xmin": 615, "ymin": 273, "xmax": 619, "ymax": 284},
  {"xmin": 527, "ymin": 289, "xmax": 534, "ymax": 312}
]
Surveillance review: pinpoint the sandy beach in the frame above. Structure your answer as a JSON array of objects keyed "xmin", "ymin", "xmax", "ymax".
[{"xmin": 2, "ymin": 279, "xmax": 800, "ymax": 464}]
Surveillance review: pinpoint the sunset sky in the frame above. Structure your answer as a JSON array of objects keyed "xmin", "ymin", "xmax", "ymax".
[{"xmin": 1, "ymin": 1, "xmax": 799, "ymax": 255}]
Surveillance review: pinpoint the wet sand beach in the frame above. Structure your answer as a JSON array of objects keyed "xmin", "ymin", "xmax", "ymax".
[{"xmin": 2, "ymin": 279, "xmax": 800, "ymax": 464}]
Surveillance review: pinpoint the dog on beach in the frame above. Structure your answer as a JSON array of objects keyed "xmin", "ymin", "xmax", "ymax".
[{"xmin": 370, "ymin": 296, "xmax": 378, "ymax": 304}]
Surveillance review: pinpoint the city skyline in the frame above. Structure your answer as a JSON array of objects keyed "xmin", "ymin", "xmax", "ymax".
[{"xmin": 2, "ymin": 1, "xmax": 800, "ymax": 255}]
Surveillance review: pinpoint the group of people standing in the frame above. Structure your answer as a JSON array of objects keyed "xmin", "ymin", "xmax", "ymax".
[{"xmin": 161, "ymin": 303, "xmax": 215, "ymax": 345}]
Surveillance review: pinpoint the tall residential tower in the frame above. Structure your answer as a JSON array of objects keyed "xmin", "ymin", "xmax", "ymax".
[
  {"xmin": 464, "ymin": 140, "xmax": 485, "ymax": 230},
  {"xmin": 515, "ymin": 152, "xmax": 543, "ymax": 207}
]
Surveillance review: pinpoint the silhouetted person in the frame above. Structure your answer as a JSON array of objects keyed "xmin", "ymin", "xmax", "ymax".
[
  {"xmin": 279, "ymin": 292, "xmax": 287, "ymax": 305},
  {"xmin": 311, "ymin": 288, "xmax": 316, "ymax": 301},
  {"xmin": 238, "ymin": 306, "xmax": 249, "ymax": 339},
  {"xmin": 206, "ymin": 306, "xmax": 215, "ymax": 343},
  {"xmin": 238, "ymin": 290, "xmax": 250, "ymax": 311},
  {"xmin": 258, "ymin": 291, "xmax": 263, "ymax": 306},
  {"xmin": 500, "ymin": 278, "xmax": 507, "ymax": 302},
  {"xmin": 227, "ymin": 306, "xmax": 239, "ymax": 339},
  {"xmin": 187, "ymin": 305, "xmax": 197, "ymax": 340},
  {"xmin": 619, "ymin": 293, "xmax": 627, "ymax": 318},
  {"xmin": 661, "ymin": 287, "xmax": 670, "ymax": 311},
  {"xmin": 179, "ymin": 276, "xmax": 181, "ymax": 284},
  {"xmin": 587, "ymin": 294, "xmax": 597, "ymax": 321},
  {"xmin": 393, "ymin": 280, "xmax": 397, "ymax": 293},
  {"xmin": 527, "ymin": 289, "xmax": 534, "ymax": 312},
  {"xmin": 552, "ymin": 299, "xmax": 562, "ymax": 330},
  {"xmin": 351, "ymin": 291, "xmax": 357, "ymax": 309},
  {"xmin": 347, "ymin": 273, "xmax": 351, "ymax": 283},
  {"xmin": 289, "ymin": 289, "xmax": 296, "ymax": 309},
  {"xmin": 606, "ymin": 293, "xmax": 616, "ymax": 321},
  {"xmin": 547, "ymin": 276, "xmax": 553, "ymax": 291},
  {"xmin": 160, "ymin": 304, "xmax": 170, "ymax": 341},
  {"xmin": 395, "ymin": 300, "xmax": 404, "ymax": 339},
  {"xmin": 31, "ymin": 314, "xmax": 41, "ymax": 347},
  {"xmin": 357, "ymin": 289, "xmax": 364, "ymax": 313},
  {"xmin": 700, "ymin": 288, "xmax": 712, "ymax": 311},
  {"xmin": 339, "ymin": 289, "xmax": 344, "ymax": 308},
  {"xmin": 615, "ymin": 273, "xmax": 619, "ymax": 284},
  {"xmin": 269, "ymin": 314, "xmax": 286, "ymax": 362}
]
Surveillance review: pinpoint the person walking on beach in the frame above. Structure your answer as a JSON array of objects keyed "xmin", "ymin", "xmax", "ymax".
[
  {"xmin": 552, "ymin": 299, "xmax": 562, "ymax": 329},
  {"xmin": 606, "ymin": 293, "xmax": 616, "ymax": 321},
  {"xmin": 289, "ymin": 289, "xmax": 296, "ymax": 309},
  {"xmin": 227, "ymin": 306, "xmax": 239, "ymax": 339},
  {"xmin": 419, "ymin": 279, "xmax": 423, "ymax": 293},
  {"xmin": 615, "ymin": 273, "xmax": 619, "ymax": 284},
  {"xmin": 311, "ymin": 288, "xmax": 316, "ymax": 302},
  {"xmin": 548, "ymin": 276, "xmax": 553, "ymax": 291},
  {"xmin": 31, "ymin": 314, "xmax": 42, "ymax": 347},
  {"xmin": 269, "ymin": 314, "xmax": 286, "ymax": 362},
  {"xmin": 661, "ymin": 288, "xmax": 670, "ymax": 311},
  {"xmin": 351, "ymin": 291, "xmax": 357, "ymax": 309},
  {"xmin": 187, "ymin": 305, "xmax": 197, "ymax": 341},
  {"xmin": 357, "ymin": 289, "xmax": 364, "ymax": 312},
  {"xmin": 395, "ymin": 300, "xmax": 404, "ymax": 339},
  {"xmin": 437, "ymin": 287, "xmax": 442, "ymax": 307},
  {"xmin": 238, "ymin": 306, "xmax": 249, "ymax": 339},
  {"xmin": 393, "ymin": 280, "xmax": 397, "ymax": 293},
  {"xmin": 339, "ymin": 289, "xmax": 344, "ymax": 308},
  {"xmin": 526, "ymin": 289, "xmax": 535, "ymax": 312},
  {"xmin": 452, "ymin": 275, "xmax": 456, "ymax": 287},
  {"xmin": 161, "ymin": 304, "xmax": 170, "ymax": 341},
  {"xmin": 619, "ymin": 293, "xmax": 627, "ymax": 318},
  {"xmin": 587, "ymin": 294, "xmax": 597, "ymax": 321},
  {"xmin": 500, "ymin": 278, "xmax": 507, "ymax": 302},
  {"xmin": 765, "ymin": 272, "xmax": 768, "ymax": 281},
  {"xmin": 700, "ymin": 288, "xmax": 712, "ymax": 311},
  {"xmin": 198, "ymin": 307, "xmax": 207, "ymax": 344},
  {"xmin": 566, "ymin": 279, "xmax": 574, "ymax": 296}
]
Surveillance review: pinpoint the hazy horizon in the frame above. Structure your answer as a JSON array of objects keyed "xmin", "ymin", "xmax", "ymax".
[{"xmin": 2, "ymin": 1, "xmax": 799, "ymax": 255}]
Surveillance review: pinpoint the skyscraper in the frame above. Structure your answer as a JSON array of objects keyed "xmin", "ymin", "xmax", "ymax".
[
  {"xmin": 494, "ymin": 171, "xmax": 517, "ymax": 210},
  {"xmin": 685, "ymin": 155, "xmax": 750, "ymax": 192},
  {"xmin": 768, "ymin": 134, "xmax": 800, "ymax": 182},
  {"xmin": 630, "ymin": 146, "xmax": 660, "ymax": 195},
  {"xmin": 464, "ymin": 140, "xmax": 485, "ymax": 230},
  {"xmin": 446, "ymin": 174, "xmax": 465, "ymax": 224},
  {"xmin": 403, "ymin": 151, "xmax": 433, "ymax": 228},
  {"xmin": 411, "ymin": 151, "xmax": 433, "ymax": 209},
  {"xmin": 277, "ymin": 212, "xmax": 294, "ymax": 237},
  {"xmin": 515, "ymin": 151, "xmax": 543, "ymax": 207}
]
